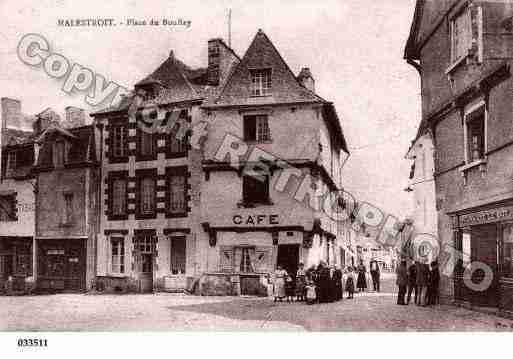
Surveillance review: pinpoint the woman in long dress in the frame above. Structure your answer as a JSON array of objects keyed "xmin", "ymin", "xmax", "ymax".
[
  {"xmin": 273, "ymin": 266, "xmax": 288, "ymax": 302},
  {"xmin": 356, "ymin": 261, "xmax": 367, "ymax": 292},
  {"xmin": 295, "ymin": 263, "xmax": 306, "ymax": 302}
]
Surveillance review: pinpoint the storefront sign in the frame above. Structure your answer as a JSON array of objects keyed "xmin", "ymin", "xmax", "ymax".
[
  {"xmin": 232, "ymin": 214, "xmax": 279, "ymax": 225},
  {"xmin": 459, "ymin": 205, "xmax": 513, "ymax": 227}
]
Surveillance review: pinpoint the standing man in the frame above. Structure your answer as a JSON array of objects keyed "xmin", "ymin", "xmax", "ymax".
[
  {"xmin": 370, "ymin": 259, "xmax": 381, "ymax": 292},
  {"xmin": 396, "ymin": 260, "xmax": 408, "ymax": 305},
  {"xmin": 406, "ymin": 262, "xmax": 417, "ymax": 305},
  {"xmin": 416, "ymin": 259, "xmax": 429, "ymax": 306}
]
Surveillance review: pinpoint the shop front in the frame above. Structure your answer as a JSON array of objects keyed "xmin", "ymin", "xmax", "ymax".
[
  {"xmin": 0, "ymin": 237, "xmax": 33, "ymax": 293},
  {"xmin": 36, "ymin": 238, "xmax": 87, "ymax": 292},
  {"xmin": 451, "ymin": 202, "xmax": 513, "ymax": 315}
]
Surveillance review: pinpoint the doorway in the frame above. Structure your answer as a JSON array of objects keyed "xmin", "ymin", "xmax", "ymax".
[
  {"xmin": 134, "ymin": 232, "xmax": 155, "ymax": 293},
  {"xmin": 470, "ymin": 224, "xmax": 499, "ymax": 307},
  {"xmin": 277, "ymin": 244, "xmax": 299, "ymax": 279},
  {"xmin": 138, "ymin": 253, "xmax": 153, "ymax": 293}
]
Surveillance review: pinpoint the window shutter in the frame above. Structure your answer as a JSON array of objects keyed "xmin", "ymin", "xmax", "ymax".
[
  {"xmin": 254, "ymin": 246, "xmax": 272, "ymax": 273},
  {"xmin": 219, "ymin": 246, "xmax": 234, "ymax": 272}
]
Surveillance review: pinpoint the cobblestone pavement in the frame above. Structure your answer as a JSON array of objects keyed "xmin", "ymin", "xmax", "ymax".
[{"xmin": 1, "ymin": 275, "xmax": 513, "ymax": 331}]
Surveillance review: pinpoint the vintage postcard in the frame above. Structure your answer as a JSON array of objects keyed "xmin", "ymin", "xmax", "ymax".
[{"xmin": 1, "ymin": 0, "xmax": 513, "ymax": 356}]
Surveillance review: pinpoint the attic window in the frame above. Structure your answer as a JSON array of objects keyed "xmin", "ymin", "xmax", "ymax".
[{"xmin": 250, "ymin": 68, "xmax": 272, "ymax": 96}]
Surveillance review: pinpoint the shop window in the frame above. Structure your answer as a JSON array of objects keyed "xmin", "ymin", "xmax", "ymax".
[
  {"xmin": 242, "ymin": 174, "xmax": 270, "ymax": 205},
  {"xmin": 239, "ymin": 247, "xmax": 255, "ymax": 273},
  {"xmin": 168, "ymin": 173, "xmax": 186, "ymax": 215},
  {"xmin": 244, "ymin": 115, "xmax": 270, "ymax": 142},
  {"xmin": 111, "ymin": 125, "xmax": 127, "ymax": 158},
  {"xmin": 250, "ymin": 68, "xmax": 272, "ymax": 96},
  {"xmin": 465, "ymin": 104, "xmax": 485, "ymax": 163},
  {"xmin": 111, "ymin": 237, "xmax": 125, "ymax": 274},
  {"xmin": 0, "ymin": 195, "xmax": 16, "ymax": 222},
  {"xmin": 170, "ymin": 236, "xmax": 186, "ymax": 275},
  {"xmin": 139, "ymin": 177, "xmax": 155, "ymax": 216},
  {"xmin": 63, "ymin": 193, "xmax": 73, "ymax": 224},
  {"xmin": 503, "ymin": 225, "xmax": 513, "ymax": 278},
  {"xmin": 112, "ymin": 178, "xmax": 127, "ymax": 216}
]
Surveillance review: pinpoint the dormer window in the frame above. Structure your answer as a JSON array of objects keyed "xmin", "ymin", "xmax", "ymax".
[{"xmin": 250, "ymin": 68, "xmax": 272, "ymax": 96}]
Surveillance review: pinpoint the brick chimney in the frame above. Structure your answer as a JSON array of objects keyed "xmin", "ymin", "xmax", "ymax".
[
  {"xmin": 64, "ymin": 106, "xmax": 86, "ymax": 128},
  {"xmin": 298, "ymin": 67, "xmax": 315, "ymax": 93},
  {"xmin": 207, "ymin": 39, "xmax": 222, "ymax": 86},
  {"xmin": 1, "ymin": 97, "xmax": 22, "ymax": 131}
]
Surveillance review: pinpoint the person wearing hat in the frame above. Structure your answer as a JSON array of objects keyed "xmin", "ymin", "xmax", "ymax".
[{"xmin": 396, "ymin": 260, "xmax": 408, "ymax": 305}]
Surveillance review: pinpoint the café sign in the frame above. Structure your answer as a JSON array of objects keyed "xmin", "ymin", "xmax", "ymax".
[
  {"xmin": 459, "ymin": 205, "xmax": 513, "ymax": 227},
  {"xmin": 232, "ymin": 214, "xmax": 279, "ymax": 226}
]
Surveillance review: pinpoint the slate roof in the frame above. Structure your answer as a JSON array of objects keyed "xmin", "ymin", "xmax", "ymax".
[{"xmin": 208, "ymin": 29, "xmax": 325, "ymax": 107}]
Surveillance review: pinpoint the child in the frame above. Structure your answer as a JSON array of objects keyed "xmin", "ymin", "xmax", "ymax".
[
  {"xmin": 345, "ymin": 266, "xmax": 355, "ymax": 299},
  {"xmin": 305, "ymin": 279, "xmax": 317, "ymax": 305},
  {"xmin": 295, "ymin": 263, "xmax": 306, "ymax": 302},
  {"xmin": 285, "ymin": 275, "xmax": 295, "ymax": 303}
]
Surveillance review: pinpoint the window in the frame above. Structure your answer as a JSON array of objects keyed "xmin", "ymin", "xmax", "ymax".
[
  {"xmin": 63, "ymin": 193, "xmax": 73, "ymax": 224},
  {"xmin": 169, "ymin": 173, "xmax": 186, "ymax": 214},
  {"xmin": 170, "ymin": 236, "xmax": 186, "ymax": 275},
  {"xmin": 242, "ymin": 174, "xmax": 270, "ymax": 205},
  {"xmin": 250, "ymin": 68, "xmax": 272, "ymax": 96},
  {"xmin": 0, "ymin": 195, "xmax": 16, "ymax": 221},
  {"xmin": 451, "ymin": 9, "xmax": 472, "ymax": 63},
  {"xmin": 111, "ymin": 237, "xmax": 125, "ymax": 274},
  {"xmin": 5, "ymin": 150, "xmax": 16, "ymax": 177},
  {"xmin": 243, "ymin": 115, "xmax": 270, "ymax": 142},
  {"xmin": 112, "ymin": 178, "xmax": 127, "ymax": 216},
  {"xmin": 465, "ymin": 104, "xmax": 485, "ymax": 163},
  {"xmin": 168, "ymin": 132, "xmax": 187, "ymax": 156},
  {"xmin": 134, "ymin": 233, "xmax": 155, "ymax": 254},
  {"xmin": 239, "ymin": 247, "xmax": 255, "ymax": 273},
  {"xmin": 111, "ymin": 125, "xmax": 127, "ymax": 158},
  {"xmin": 503, "ymin": 224, "xmax": 513, "ymax": 278},
  {"xmin": 139, "ymin": 177, "xmax": 155, "ymax": 215},
  {"xmin": 139, "ymin": 129, "xmax": 154, "ymax": 157},
  {"xmin": 54, "ymin": 141, "xmax": 65, "ymax": 167}
]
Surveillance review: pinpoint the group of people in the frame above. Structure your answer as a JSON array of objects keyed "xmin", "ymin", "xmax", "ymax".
[
  {"xmin": 272, "ymin": 259, "xmax": 382, "ymax": 304},
  {"xmin": 395, "ymin": 259, "xmax": 440, "ymax": 306}
]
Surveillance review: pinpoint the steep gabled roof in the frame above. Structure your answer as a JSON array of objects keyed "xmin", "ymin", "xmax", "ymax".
[
  {"xmin": 404, "ymin": 0, "xmax": 425, "ymax": 60},
  {"xmin": 210, "ymin": 29, "xmax": 324, "ymax": 107}
]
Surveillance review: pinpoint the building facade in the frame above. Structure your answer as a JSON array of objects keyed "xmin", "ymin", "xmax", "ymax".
[
  {"xmin": 92, "ymin": 29, "xmax": 350, "ymax": 295},
  {"xmin": 0, "ymin": 98, "xmax": 36, "ymax": 293},
  {"xmin": 405, "ymin": 0, "xmax": 513, "ymax": 315}
]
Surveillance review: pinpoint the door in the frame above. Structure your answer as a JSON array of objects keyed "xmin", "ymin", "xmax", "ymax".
[
  {"xmin": 137, "ymin": 253, "xmax": 153, "ymax": 293},
  {"xmin": 470, "ymin": 224, "xmax": 499, "ymax": 307},
  {"xmin": 277, "ymin": 244, "xmax": 299, "ymax": 279}
]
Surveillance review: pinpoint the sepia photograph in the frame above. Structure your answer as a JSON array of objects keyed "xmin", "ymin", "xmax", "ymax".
[{"xmin": 1, "ymin": 0, "xmax": 513, "ymax": 356}]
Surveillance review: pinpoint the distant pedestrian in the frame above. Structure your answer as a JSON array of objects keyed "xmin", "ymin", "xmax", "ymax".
[
  {"xmin": 273, "ymin": 266, "xmax": 287, "ymax": 302},
  {"xmin": 427, "ymin": 261, "xmax": 440, "ymax": 305},
  {"xmin": 370, "ymin": 259, "xmax": 381, "ymax": 292},
  {"xmin": 356, "ymin": 260, "xmax": 367, "ymax": 292},
  {"xmin": 305, "ymin": 279, "xmax": 317, "ymax": 305},
  {"xmin": 295, "ymin": 263, "xmax": 306, "ymax": 302},
  {"xmin": 345, "ymin": 266, "xmax": 355, "ymax": 299},
  {"xmin": 396, "ymin": 260, "xmax": 408, "ymax": 305},
  {"xmin": 406, "ymin": 262, "xmax": 418, "ymax": 305},
  {"xmin": 333, "ymin": 265, "xmax": 343, "ymax": 301},
  {"xmin": 317, "ymin": 262, "xmax": 332, "ymax": 303}
]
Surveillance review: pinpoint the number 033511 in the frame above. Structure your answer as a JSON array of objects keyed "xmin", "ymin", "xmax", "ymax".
[{"xmin": 17, "ymin": 338, "xmax": 48, "ymax": 347}]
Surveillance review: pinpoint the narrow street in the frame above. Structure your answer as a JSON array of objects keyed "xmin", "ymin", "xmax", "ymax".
[{"xmin": 2, "ymin": 275, "xmax": 512, "ymax": 331}]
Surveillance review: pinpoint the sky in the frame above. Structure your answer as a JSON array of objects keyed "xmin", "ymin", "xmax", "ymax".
[{"xmin": 0, "ymin": 0, "xmax": 420, "ymax": 219}]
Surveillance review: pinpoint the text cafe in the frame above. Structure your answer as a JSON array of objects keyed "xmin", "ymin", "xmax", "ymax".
[
  {"xmin": 450, "ymin": 202, "xmax": 513, "ymax": 316},
  {"xmin": 204, "ymin": 212, "xmax": 323, "ymax": 296}
]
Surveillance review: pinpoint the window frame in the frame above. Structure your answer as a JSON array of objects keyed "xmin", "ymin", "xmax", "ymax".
[
  {"xmin": 63, "ymin": 192, "xmax": 74, "ymax": 225},
  {"xmin": 110, "ymin": 236, "xmax": 126, "ymax": 275},
  {"xmin": 165, "ymin": 166, "xmax": 189, "ymax": 218},
  {"xmin": 109, "ymin": 121, "xmax": 128, "ymax": 163},
  {"xmin": 53, "ymin": 140, "xmax": 66, "ymax": 168},
  {"xmin": 107, "ymin": 171, "xmax": 129, "ymax": 221},
  {"xmin": 249, "ymin": 68, "xmax": 272, "ymax": 97},
  {"xmin": 463, "ymin": 100, "xmax": 487, "ymax": 165},
  {"xmin": 242, "ymin": 173, "xmax": 271, "ymax": 206},
  {"xmin": 136, "ymin": 126, "xmax": 157, "ymax": 161},
  {"xmin": 5, "ymin": 150, "xmax": 17, "ymax": 177},
  {"xmin": 243, "ymin": 114, "xmax": 271, "ymax": 143},
  {"xmin": 166, "ymin": 109, "xmax": 190, "ymax": 159},
  {"xmin": 169, "ymin": 235, "xmax": 187, "ymax": 275},
  {"xmin": 137, "ymin": 176, "xmax": 156, "ymax": 219},
  {"xmin": 0, "ymin": 194, "xmax": 17, "ymax": 222}
]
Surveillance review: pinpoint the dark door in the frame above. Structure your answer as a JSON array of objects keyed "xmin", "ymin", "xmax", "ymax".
[
  {"xmin": 137, "ymin": 253, "xmax": 153, "ymax": 293},
  {"xmin": 470, "ymin": 224, "xmax": 499, "ymax": 307},
  {"xmin": 277, "ymin": 244, "xmax": 299, "ymax": 279}
]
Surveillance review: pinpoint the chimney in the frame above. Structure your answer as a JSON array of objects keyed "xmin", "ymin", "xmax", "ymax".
[
  {"xmin": 298, "ymin": 67, "xmax": 315, "ymax": 93},
  {"xmin": 33, "ymin": 109, "xmax": 61, "ymax": 134},
  {"xmin": 207, "ymin": 38, "xmax": 222, "ymax": 86},
  {"xmin": 64, "ymin": 106, "xmax": 86, "ymax": 128},
  {"xmin": 1, "ymin": 97, "xmax": 22, "ymax": 131}
]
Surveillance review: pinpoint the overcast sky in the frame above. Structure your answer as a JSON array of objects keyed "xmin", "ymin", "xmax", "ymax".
[{"xmin": 0, "ymin": 0, "xmax": 420, "ymax": 219}]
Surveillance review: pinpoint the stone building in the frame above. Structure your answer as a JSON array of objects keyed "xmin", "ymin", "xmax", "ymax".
[
  {"xmin": 92, "ymin": 29, "xmax": 350, "ymax": 295},
  {"xmin": 405, "ymin": 0, "xmax": 513, "ymax": 315},
  {"xmin": 0, "ymin": 98, "xmax": 36, "ymax": 293},
  {"xmin": 33, "ymin": 109, "xmax": 99, "ymax": 292}
]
